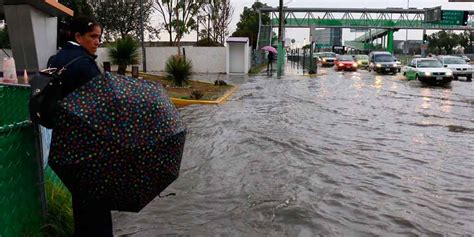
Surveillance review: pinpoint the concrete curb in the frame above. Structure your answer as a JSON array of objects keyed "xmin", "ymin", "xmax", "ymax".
[{"xmin": 170, "ymin": 86, "xmax": 239, "ymax": 108}]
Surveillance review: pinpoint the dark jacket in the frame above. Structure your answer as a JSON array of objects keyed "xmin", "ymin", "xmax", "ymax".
[
  {"xmin": 267, "ymin": 52, "xmax": 274, "ymax": 61},
  {"xmin": 47, "ymin": 42, "xmax": 101, "ymax": 98}
]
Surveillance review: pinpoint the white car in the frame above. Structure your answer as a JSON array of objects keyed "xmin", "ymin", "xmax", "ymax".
[
  {"xmin": 315, "ymin": 52, "xmax": 337, "ymax": 67},
  {"xmin": 404, "ymin": 58, "xmax": 454, "ymax": 85},
  {"xmin": 437, "ymin": 56, "xmax": 472, "ymax": 81}
]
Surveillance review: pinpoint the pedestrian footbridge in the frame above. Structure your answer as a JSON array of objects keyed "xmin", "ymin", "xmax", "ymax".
[{"xmin": 257, "ymin": 7, "xmax": 474, "ymax": 52}]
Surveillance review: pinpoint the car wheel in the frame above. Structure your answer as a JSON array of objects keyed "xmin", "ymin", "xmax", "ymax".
[
  {"xmin": 403, "ymin": 72, "xmax": 406, "ymax": 76},
  {"xmin": 453, "ymin": 76, "xmax": 458, "ymax": 81},
  {"xmin": 467, "ymin": 75, "xmax": 472, "ymax": 82}
]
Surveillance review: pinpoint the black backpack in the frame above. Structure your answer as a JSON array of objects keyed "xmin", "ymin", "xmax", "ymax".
[{"xmin": 29, "ymin": 56, "xmax": 87, "ymax": 129}]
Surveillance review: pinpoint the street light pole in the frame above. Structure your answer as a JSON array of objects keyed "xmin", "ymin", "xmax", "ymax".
[
  {"xmin": 139, "ymin": 0, "xmax": 147, "ymax": 72},
  {"xmin": 405, "ymin": 0, "xmax": 409, "ymax": 54}
]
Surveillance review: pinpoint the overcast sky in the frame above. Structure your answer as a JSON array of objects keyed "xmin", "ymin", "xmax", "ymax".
[{"xmin": 160, "ymin": 0, "xmax": 473, "ymax": 44}]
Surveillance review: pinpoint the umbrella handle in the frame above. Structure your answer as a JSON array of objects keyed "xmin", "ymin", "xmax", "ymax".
[{"xmin": 158, "ymin": 192, "xmax": 176, "ymax": 198}]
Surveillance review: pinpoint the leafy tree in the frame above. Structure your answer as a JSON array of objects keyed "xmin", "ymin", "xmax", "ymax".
[
  {"xmin": 59, "ymin": 0, "xmax": 93, "ymax": 17},
  {"xmin": 427, "ymin": 31, "xmax": 464, "ymax": 55},
  {"xmin": 464, "ymin": 30, "xmax": 474, "ymax": 53},
  {"xmin": 427, "ymin": 33, "xmax": 441, "ymax": 53},
  {"xmin": 197, "ymin": 37, "xmax": 222, "ymax": 46},
  {"xmin": 154, "ymin": 0, "xmax": 205, "ymax": 53},
  {"xmin": 88, "ymin": 0, "xmax": 159, "ymax": 42},
  {"xmin": 231, "ymin": 1, "xmax": 270, "ymax": 49},
  {"xmin": 198, "ymin": 0, "xmax": 234, "ymax": 45},
  {"xmin": 458, "ymin": 30, "xmax": 471, "ymax": 49}
]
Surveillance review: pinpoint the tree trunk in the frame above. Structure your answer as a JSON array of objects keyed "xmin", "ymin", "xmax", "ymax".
[
  {"xmin": 169, "ymin": 31, "xmax": 173, "ymax": 46},
  {"xmin": 118, "ymin": 64, "xmax": 127, "ymax": 75},
  {"xmin": 177, "ymin": 39, "xmax": 181, "ymax": 55}
]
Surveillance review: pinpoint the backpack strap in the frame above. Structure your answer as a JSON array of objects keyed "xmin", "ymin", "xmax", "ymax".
[{"xmin": 57, "ymin": 55, "xmax": 91, "ymax": 75}]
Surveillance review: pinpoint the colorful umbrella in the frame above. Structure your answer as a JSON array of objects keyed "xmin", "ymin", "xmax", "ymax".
[
  {"xmin": 48, "ymin": 72, "xmax": 186, "ymax": 212},
  {"xmin": 261, "ymin": 45, "xmax": 277, "ymax": 54}
]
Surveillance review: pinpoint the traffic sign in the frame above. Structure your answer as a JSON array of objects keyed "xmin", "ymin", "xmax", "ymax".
[{"xmin": 440, "ymin": 10, "xmax": 469, "ymax": 26}]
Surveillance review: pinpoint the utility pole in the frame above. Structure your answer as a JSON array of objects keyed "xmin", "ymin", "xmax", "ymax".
[
  {"xmin": 405, "ymin": 0, "xmax": 410, "ymax": 55},
  {"xmin": 139, "ymin": 0, "xmax": 147, "ymax": 72},
  {"xmin": 277, "ymin": 0, "xmax": 284, "ymax": 77},
  {"xmin": 196, "ymin": 16, "xmax": 199, "ymax": 46},
  {"xmin": 208, "ymin": 13, "xmax": 211, "ymax": 45}
]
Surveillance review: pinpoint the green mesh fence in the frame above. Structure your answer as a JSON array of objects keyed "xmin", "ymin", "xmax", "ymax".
[{"xmin": 0, "ymin": 83, "xmax": 44, "ymax": 237}]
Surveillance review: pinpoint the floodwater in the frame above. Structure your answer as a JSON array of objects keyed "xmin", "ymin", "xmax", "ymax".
[{"xmin": 113, "ymin": 64, "xmax": 474, "ymax": 236}]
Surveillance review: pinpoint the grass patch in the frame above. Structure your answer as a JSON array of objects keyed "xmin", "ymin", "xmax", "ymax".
[
  {"xmin": 248, "ymin": 64, "xmax": 268, "ymax": 75},
  {"xmin": 140, "ymin": 73, "xmax": 234, "ymax": 101},
  {"xmin": 42, "ymin": 168, "xmax": 74, "ymax": 237}
]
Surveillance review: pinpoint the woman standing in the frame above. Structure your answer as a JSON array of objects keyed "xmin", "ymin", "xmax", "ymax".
[{"xmin": 47, "ymin": 16, "xmax": 112, "ymax": 237}]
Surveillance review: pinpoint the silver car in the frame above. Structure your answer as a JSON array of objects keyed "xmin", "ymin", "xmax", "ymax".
[{"xmin": 437, "ymin": 56, "xmax": 472, "ymax": 81}]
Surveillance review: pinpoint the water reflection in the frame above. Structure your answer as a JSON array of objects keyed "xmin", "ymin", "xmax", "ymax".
[{"xmin": 373, "ymin": 76, "xmax": 384, "ymax": 89}]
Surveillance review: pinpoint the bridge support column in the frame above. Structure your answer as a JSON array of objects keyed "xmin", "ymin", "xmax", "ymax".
[{"xmin": 387, "ymin": 29, "xmax": 394, "ymax": 54}]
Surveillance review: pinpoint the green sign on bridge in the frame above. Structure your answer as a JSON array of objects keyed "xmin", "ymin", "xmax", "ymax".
[{"xmin": 441, "ymin": 10, "xmax": 469, "ymax": 25}]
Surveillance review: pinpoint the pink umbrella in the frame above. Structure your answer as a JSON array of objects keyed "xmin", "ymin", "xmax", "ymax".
[{"xmin": 261, "ymin": 45, "xmax": 277, "ymax": 54}]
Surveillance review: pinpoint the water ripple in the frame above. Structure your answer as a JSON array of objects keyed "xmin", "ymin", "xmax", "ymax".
[{"xmin": 114, "ymin": 70, "xmax": 474, "ymax": 236}]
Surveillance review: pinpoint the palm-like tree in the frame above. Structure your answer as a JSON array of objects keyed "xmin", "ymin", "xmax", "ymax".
[
  {"xmin": 108, "ymin": 36, "xmax": 140, "ymax": 75},
  {"xmin": 165, "ymin": 55, "xmax": 193, "ymax": 87}
]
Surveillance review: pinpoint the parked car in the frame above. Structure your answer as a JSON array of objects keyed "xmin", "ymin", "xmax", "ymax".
[
  {"xmin": 335, "ymin": 55, "xmax": 358, "ymax": 71},
  {"xmin": 354, "ymin": 54, "xmax": 369, "ymax": 69},
  {"xmin": 404, "ymin": 58, "xmax": 453, "ymax": 85},
  {"xmin": 437, "ymin": 56, "xmax": 472, "ymax": 81},
  {"xmin": 368, "ymin": 51, "xmax": 398, "ymax": 74},
  {"xmin": 315, "ymin": 52, "xmax": 337, "ymax": 67},
  {"xmin": 455, "ymin": 54, "xmax": 471, "ymax": 63}
]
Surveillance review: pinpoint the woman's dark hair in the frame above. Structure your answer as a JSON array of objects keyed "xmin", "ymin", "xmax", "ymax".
[{"xmin": 67, "ymin": 15, "xmax": 101, "ymax": 42}]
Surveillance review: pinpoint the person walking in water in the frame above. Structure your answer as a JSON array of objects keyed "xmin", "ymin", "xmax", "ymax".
[{"xmin": 267, "ymin": 51, "xmax": 275, "ymax": 74}]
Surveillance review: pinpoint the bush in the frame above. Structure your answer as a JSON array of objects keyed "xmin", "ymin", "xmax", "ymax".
[
  {"xmin": 108, "ymin": 36, "xmax": 140, "ymax": 75},
  {"xmin": 214, "ymin": 80, "xmax": 227, "ymax": 86},
  {"xmin": 190, "ymin": 90, "xmax": 204, "ymax": 100},
  {"xmin": 165, "ymin": 55, "xmax": 192, "ymax": 87}
]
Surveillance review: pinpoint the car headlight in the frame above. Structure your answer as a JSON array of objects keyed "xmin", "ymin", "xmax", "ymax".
[
  {"xmin": 322, "ymin": 58, "xmax": 327, "ymax": 62},
  {"xmin": 424, "ymin": 72, "xmax": 431, "ymax": 76},
  {"xmin": 376, "ymin": 63, "xmax": 382, "ymax": 67},
  {"xmin": 446, "ymin": 71, "xmax": 453, "ymax": 76},
  {"xmin": 393, "ymin": 64, "xmax": 398, "ymax": 67},
  {"xmin": 357, "ymin": 60, "xmax": 362, "ymax": 64},
  {"xmin": 338, "ymin": 63, "xmax": 344, "ymax": 67},
  {"xmin": 353, "ymin": 63, "xmax": 358, "ymax": 67}
]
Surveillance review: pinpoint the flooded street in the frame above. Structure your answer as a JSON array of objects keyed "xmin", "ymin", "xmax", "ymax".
[{"xmin": 113, "ymin": 65, "xmax": 474, "ymax": 236}]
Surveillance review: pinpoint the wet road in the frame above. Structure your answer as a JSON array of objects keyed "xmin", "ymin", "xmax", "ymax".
[{"xmin": 113, "ymin": 65, "xmax": 474, "ymax": 236}]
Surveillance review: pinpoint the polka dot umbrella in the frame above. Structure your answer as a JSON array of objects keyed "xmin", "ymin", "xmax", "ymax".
[{"xmin": 48, "ymin": 72, "xmax": 186, "ymax": 212}]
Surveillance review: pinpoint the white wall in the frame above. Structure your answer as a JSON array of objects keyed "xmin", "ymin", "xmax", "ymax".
[
  {"xmin": 96, "ymin": 46, "xmax": 227, "ymax": 73},
  {"xmin": 1, "ymin": 47, "xmax": 227, "ymax": 73}
]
